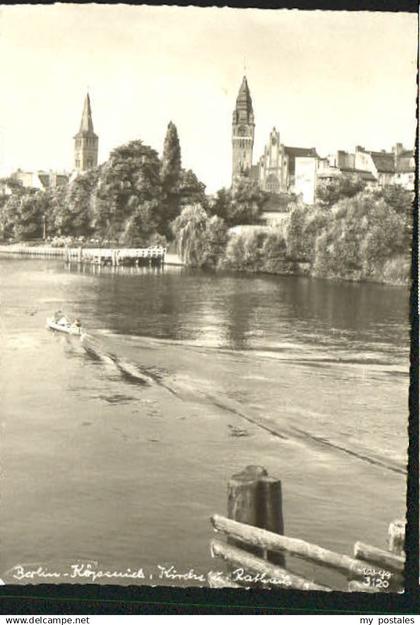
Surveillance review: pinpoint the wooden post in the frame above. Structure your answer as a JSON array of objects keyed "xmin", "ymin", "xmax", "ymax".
[
  {"xmin": 227, "ymin": 466, "xmax": 267, "ymax": 559},
  {"xmin": 258, "ymin": 476, "xmax": 285, "ymax": 566},
  {"xmin": 227, "ymin": 466, "xmax": 285, "ymax": 567},
  {"xmin": 388, "ymin": 519, "xmax": 405, "ymax": 556}
]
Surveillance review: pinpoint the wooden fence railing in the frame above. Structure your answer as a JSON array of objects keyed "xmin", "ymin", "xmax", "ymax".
[{"xmin": 209, "ymin": 466, "xmax": 405, "ymax": 592}]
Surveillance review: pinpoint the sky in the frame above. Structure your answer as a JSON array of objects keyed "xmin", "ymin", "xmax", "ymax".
[{"xmin": 0, "ymin": 4, "xmax": 417, "ymax": 192}]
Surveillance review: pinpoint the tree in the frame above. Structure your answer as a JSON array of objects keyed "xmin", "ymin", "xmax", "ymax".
[
  {"xmin": 0, "ymin": 177, "xmax": 25, "ymax": 239},
  {"xmin": 372, "ymin": 184, "xmax": 414, "ymax": 216},
  {"xmin": 316, "ymin": 174, "xmax": 366, "ymax": 208},
  {"xmin": 172, "ymin": 204, "xmax": 208, "ymax": 267},
  {"xmin": 229, "ymin": 179, "xmax": 268, "ymax": 226},
  {"xmin": 120, "ymin": 199, "xmax": 161, "ymax": 247},
  {"xmin": 160, "ymin": 122, "xmax": 182, "ymax": 229},
  {"xmin": 92, "ymin": 140, "xmax": 162, "ymax": 242},
  {"xmin": 171, "ymin": 205, "xmax": 228, "ymax": 269},
  {"xmin": 371, "ymin": 183, "xmax": 413, "ymax": 247},
  {"xmin": 223, "ymin": 229, "xmax": 268, "ymax": 272},
  {"xmin": 161, "ymin": 121, "xmax": 182, "ymax": 191},
  {"xmin": 361, "ymin": 200, "xmax": 406, "ymax": 277},
  {"xmin": 64, "ymin": 169, "xmax": 99, "ymax": 237},
  {"xmin": 312, "ymin": 191, "xmax": 409, "ymax": 282},
  {"xmin": 178, "ymin": 169, "xmax": 208, "ymax": 212},
  {"xmin": 210, "ymin": 180, "xmax": 268, "ymax": 227},
  {"xmin": 199, "ymin": 215, "xmax": 228, "ymax": 269},
  {"xmin": 209, "ymin": 187, "xmax": 231, "ymax": 222},
  {"xmin": 284, "ymin": 204, "xmax": 308, "ymax": 261},
  {"xmin": 43, "ymin": 184, "xmax": 69, "ymax": 237},
  {"xmin": 1, "ymin": 193, "xmax": 21, "ymax": 239},
  {"xmin": 13, "ymin": 191, "xmax": 43, "ymax": 241}
]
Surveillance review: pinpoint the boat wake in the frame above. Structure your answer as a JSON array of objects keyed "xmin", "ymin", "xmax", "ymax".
[
  {"xmin": 80, "ymin": 333, "xmax": 153, "ymax": 386},
  {"xmin": 78, "ymin": 330, "xmax": 406, "ymax": 477}
]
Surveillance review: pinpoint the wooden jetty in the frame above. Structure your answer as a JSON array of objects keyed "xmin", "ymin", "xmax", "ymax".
[
  {"xmin": 0, "ymin": 244, "xmax": 167, "ymax": 267},
  {"xmin": 64, "ymin": 246, "xmax": 166, "ymax": 267},
  {"xmin": 209, "ymin": 466, "xmax": 405, "ymax": 592}
]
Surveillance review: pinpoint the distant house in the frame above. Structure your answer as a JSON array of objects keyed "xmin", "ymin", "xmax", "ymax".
[
  {"xmin": 316, "ymin": 157, "xmax": 378, "ymax": 188},
  {"xmin": 11, "ymin": 169, "xmax": 69, "ymax": 190},
  {"xmin": 320, "ymin": 144, "xmax": 415, "ymax": 191}
]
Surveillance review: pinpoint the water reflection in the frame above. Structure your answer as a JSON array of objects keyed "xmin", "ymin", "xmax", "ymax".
[{"xmin": 61, "ymin": 261, "xmax": 409, "ymax": 359}]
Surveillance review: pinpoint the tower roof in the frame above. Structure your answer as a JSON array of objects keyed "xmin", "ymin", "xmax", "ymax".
[
  {"xmin": 78, "ymin": 93, "xmax": 95, "ymax": 134},
  {"xmin": 235, "ymin": 75, "xmax": 253, "ymax": 114}
]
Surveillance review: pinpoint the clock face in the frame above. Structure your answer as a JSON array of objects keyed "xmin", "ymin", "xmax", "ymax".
[{"xmin": 237, "ymin": 125, "xmax": 247, "ymax": 136}]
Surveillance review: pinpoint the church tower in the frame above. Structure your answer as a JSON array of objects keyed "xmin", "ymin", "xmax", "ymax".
[
  {"xmin": 73, "ymin": 93, "xmax": 98, "ymax": 173},
  {"xmin": 232, "ymin": 76, "xmax": 255, "ymax": 184}
]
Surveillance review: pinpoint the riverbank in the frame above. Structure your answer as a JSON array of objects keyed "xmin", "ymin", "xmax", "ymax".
[
  {"xmin": 0, "ymin": 242, "xmax": 409, "ymax": 286},
  {"xmin": 253, "ymin": 260, "xmax": 410, "ymax": 287}
]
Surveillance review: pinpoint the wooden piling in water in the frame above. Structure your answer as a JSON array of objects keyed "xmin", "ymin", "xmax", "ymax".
[
  {"xmin": 258, "ymin": 476, "xmax": 285, "ymax": 566},
  {"xmin": 227, "ymin": 466, "xmax": 285, "ymax": 567},
  {"xmin": 227, "ymin": 465, "xmax": 267, "ymax": 559}
]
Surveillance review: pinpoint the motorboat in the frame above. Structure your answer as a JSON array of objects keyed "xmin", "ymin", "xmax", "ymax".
[{"xmin": 46, "ymin": 316, "xmax": 83, "ymax": 336}]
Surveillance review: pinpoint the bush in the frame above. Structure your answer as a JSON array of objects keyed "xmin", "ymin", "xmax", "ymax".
[
  {"xmin": 378, "ymin": 256, "xmax": 410, "ymax": 285},
  {"xmin": 261, "ymin": 229, "xmax": 288, "ymax": 272},
  {"xmin": 316, "ymin": 175, "xmax": 366, "ymax": 208},
  {"xmin": 222, "ymin": 229, "xmax": 268, "ymax": 272}
]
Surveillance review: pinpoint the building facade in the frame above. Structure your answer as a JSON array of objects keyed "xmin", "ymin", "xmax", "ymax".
[
  {"xmin": 11, "ymin": 169, "xmax": 69, "ymax": 190},
  {"xmin": 257, "ymin": 127, "xmax": 318, "ymax": 197},
  {"xmin": 232, "ymin": 76, "xmax": 255, "ymax": 184},
  {"xmin": 318, "ymin": 144, "xmax": 415, "ymax": 191},
  {"xmin": 74, "ymin": 93, "xmax": 99, "ymax": 173}
]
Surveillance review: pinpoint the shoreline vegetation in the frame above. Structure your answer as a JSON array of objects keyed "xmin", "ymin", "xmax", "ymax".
[{"xmin": 0, "ymin": 124, "xmax": 412, "ymax": 287}]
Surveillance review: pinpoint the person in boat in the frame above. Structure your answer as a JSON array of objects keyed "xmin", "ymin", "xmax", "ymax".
[
  {"xmin": 53, "ymin": 310, "xmax": 70, "ymax": 326},
  {"xmin": 71, "ymin": 319, "xmax": 82, "ymax": 330}
]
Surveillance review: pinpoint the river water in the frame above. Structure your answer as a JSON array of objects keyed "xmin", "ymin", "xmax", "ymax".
[{"xmin": 0, "ymin": 258, "xmax": 409, "ymax": 588}]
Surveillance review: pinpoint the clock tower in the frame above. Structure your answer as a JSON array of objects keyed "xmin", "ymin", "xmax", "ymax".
[{"xmin": 232, "ymin": 76, "xmax": 255, "ymax": 184}]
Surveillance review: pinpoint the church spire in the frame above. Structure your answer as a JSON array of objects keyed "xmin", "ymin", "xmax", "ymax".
[
  {"xmin": 79, "ymin": 93, "xmax": 95, "ymax": 133},
  {"xmin": 236, "ymin": 76, "xmax": 253, "ymax": 113},
  {"xmin": 74, "ymin": 92, "xmax": 98, "ymax": 173}
]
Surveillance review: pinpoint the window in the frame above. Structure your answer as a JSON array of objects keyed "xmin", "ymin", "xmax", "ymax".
[{"xmin": 76, "ymin": 159, "xmax": 80, "ymax": 168}]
